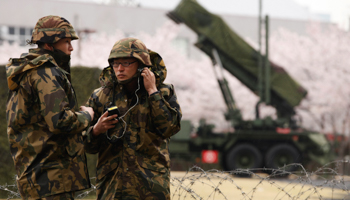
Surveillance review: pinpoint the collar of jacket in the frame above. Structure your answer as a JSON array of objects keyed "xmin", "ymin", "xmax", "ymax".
[{"xmin": 6, "ymin": 48, "xmax": 62, "ymax": 91}]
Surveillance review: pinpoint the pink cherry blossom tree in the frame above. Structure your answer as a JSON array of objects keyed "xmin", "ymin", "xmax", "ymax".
[
  {"xmin": 270, "ymin": 23, "xmax": 350, "ymax": 136},
  {"xmin": 2, "ymin": 21, "xmax": 350, "ymax": 140}
]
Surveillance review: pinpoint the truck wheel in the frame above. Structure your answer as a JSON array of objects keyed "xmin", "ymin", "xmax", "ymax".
[
  {"xmin": 265, "ymin": 144, "xmax": 301, "ymax": 177},
  {"xmin": 225, "ymin": 144, "xmax": 262, "ymax": 177}
]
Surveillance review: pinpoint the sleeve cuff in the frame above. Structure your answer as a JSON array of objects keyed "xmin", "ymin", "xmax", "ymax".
[
  {"xmin": 79, "ymin": 110, "xmax": 92, "ymax": 122},
  {"xmin": 149, "ymin": 91, "xmax": 161, "ymax": 101}
]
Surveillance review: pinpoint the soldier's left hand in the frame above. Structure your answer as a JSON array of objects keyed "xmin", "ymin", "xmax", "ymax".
[
  {"xmin": 92, "ymin": 111, "xmax": 118, "ymax": 136},
  {"xmin": 141, "ymin": 67, "xmax": 158, "ymax": 96}
]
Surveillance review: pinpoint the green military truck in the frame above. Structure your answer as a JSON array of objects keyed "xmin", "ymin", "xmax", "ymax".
[{"xmin": 167, "ymin": 0, "xmax": 332, "ymax": 176}]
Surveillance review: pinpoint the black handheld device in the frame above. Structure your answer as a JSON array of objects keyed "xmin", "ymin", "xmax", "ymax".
[
  {"xmin": 106, "ymin": 106, "xmax": 122, "ymax": 144},
  {"xmin": 108, "ymin": 106, "xmax": 120, "ymax": 119}
]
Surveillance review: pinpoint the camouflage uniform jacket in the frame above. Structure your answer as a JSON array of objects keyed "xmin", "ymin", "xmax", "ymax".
[
  {"xmin": 84, "ymin": 51, "xmax": 182, "ymax": 199},
  {"xmin": 6, "ymin": 48, "xmax": 91, "ymax": 200}
]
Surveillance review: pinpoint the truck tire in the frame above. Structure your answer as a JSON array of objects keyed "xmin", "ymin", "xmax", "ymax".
[
  {"xmin": 265, "ymin": 144, "xmax": 301, "ymax": 177},
  {"xmin": 225, "ymin": 143, "xmax": 262, "ymax": 177}
]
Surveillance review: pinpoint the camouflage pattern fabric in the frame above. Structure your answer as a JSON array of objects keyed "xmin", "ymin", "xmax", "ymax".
[
  {"xmin": 39, "ymin": 191, "xmax": 75, "ymax": 200},
  {"xmin": 6, "ymin": 48, "xmax": 91, "ymax": 200},
  {"xmin": 84, "ymin": 50, "xmax": 182, "ymax": 199},
  {"xmin": 108, "ymin": 38, "xmax": 152, "ymax": 66},
  {"xmin": 30, "ymin": 15, "xmax": 79, "ymax": 44}
]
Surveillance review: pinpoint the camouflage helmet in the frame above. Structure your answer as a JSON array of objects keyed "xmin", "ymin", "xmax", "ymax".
[
  {"xmin": 30, "ymin": 15, "xmax": 79, "ymax": 44},
  {"xmin": 108, "ymin": 38, "xmax": 152, "ymax": 66}
]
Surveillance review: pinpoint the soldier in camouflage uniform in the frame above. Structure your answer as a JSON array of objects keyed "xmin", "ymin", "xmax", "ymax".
[
  {"xmin": 84, "ymin": 38, "xmax": 182, "ymax": 199},
  {"xmin": 6, "ymin": 15, "xmax": 94, "ymax": 200}
]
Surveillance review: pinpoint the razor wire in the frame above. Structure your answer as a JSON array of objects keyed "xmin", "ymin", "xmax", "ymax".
[{"xmin": 1, "ymin": 160, "xmax": 350, "ymax": 200}]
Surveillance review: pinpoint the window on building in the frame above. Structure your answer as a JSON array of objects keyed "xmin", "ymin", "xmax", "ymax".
[
  {"xmin": 9, "ymin": 27, "xmax": 15, "ymax": 35},
  {"xmin": 20, "ymin": 28, "xmax": 26, "ymax": 35},
  {"xmin": 0, "ymin": 26, "xmax": 39, "ymax": 46}
]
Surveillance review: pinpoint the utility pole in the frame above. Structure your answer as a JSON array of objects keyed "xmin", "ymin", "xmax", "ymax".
[
  {"xmin": 256, "ymin": 0, "xmax": 263, "ymax": 119},
  {"xmin": 256, "ymin": 0, "xmax": 271, "ymax": 117}
]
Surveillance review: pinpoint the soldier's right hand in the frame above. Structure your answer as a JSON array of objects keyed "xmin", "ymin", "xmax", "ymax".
[
  {"xmin": 92, "ymin": 111, "xmax": 119, "ymax": 136},
  {"xmin": 80, "ymin": 106, "xmax": 94, "ymax": 121}
]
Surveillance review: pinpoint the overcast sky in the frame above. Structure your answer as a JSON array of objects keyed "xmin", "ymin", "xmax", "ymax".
[{"xmin": 294, "ymin": 0, "xmax": 350, "ymax": 29}]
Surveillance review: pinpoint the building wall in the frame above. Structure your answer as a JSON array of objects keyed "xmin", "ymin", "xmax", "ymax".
[{"xmin": 0, "ymin": 0, "xmax": 334, "ymax": 59}]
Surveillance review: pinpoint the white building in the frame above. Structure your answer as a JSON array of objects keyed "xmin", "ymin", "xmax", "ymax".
[{"xmin": 0, "ymin": 0, "xmax": 333, "ymax": 59}]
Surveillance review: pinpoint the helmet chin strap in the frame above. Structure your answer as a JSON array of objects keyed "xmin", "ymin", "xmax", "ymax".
[{"xmin": 49, "ymin": 46, "xmax": 71, "ymax": 72}]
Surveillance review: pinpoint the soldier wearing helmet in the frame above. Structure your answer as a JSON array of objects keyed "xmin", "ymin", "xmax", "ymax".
[
  {"xmin": 6, "ymin": 15, "xmax": 94, "ymax": 199},
  {"xmin": 84, "ymin": 37, "xmax": 182, "ymax": 199}
]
